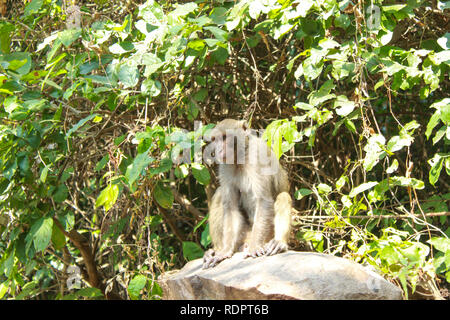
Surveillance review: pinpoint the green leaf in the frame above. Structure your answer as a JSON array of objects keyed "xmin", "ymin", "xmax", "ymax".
[
  {"xmin": 51, "ymin": 222, "xmax": 66, "ymax": 250},
  {"xmin": 66, "ymin": 114, "xmax": 98, "ymax": 138},
  {"xmin": 274, "ymin": 23, "xmax": 295, "ymax": 40},
  {"xmin": 128, "ymin": 274, "xmax": 147, "ymax": 300},
  {"xmin": 363, "ymin": 134, "xmax": 386, "ymax": 171},
  {"xmin": 349, "ymin": 182, "xmax": 379, "ymax": 198},
  {"xmin": 248, "ymin": 0, "xmax": 264, "ymax": 19},
  {"xmin": 3, "ymin": 159, "xmax": 17, "ymax": 180},
  {"xmin": 95, "ymin": 155, "xmax": 109, "ymax": 172},
  {"xmin": 344, "ymin": 119, "xmax": 356, "ymax": 134},
  {"xmin": 204, "ymin": 26, "xmax": 228, "ymax": 42},
  {"xmin": 390, "ymin": 176, "xmax": 425, "ymax": 189},
  {"xmin": 0, "ymin": 23, "xmax": 14, "ymax": 54},
  {"xmin": 210, "ymin": 7, "xmax": 227, "ymax": 25},
  {"xmin": 331, "ymin": 61, "xmax": 355, "ymax": 80},
  {"xmin": 149, "ymin": 158, "xmax": 172, "ymax": 175},
  {"xmin": 142, "ymin": 53, "xmax": 163, "ymax": 76},
  {"xmin": 437, "ymin": 33, "xmax": 450, "ymax": 50},
  {"xmin": 428, "ymin": 154, "xmax": 445, "ymax": 186},
  {"xmin": 0, "ymin": 282, "xmax": 8, "ymax": 299},
  {"xmin": 301, "ymin": 58, "xmax": 323, "ymax": 82},
  {"xmin": 425, "ymin": 110, "xmax": 441, "ymax": 140},
  {"xmin": 109, "ymin": 42, "xmax": 135, "ymax": 54},
  {"xmin": 341, "ymin": 195, "xmax": 352, "ymax": 208},
  {"xmin": 141, "ymin": 79, "xmax": 161, "ymax": 97},
  {"xmin": 334, "ymin": 95, "xmax": 356, "ymax": 116},
  {"xmin": 335, "ymin": 176, "xmax": 347, "ymax": 191},
  {"xmin": 295, "ymin": 188, "xmax": 313, "ymax": 200},
  {"xmin": 126, "ymin": 151, "xmax": 154, "ymax": 186},
  {"xmin": 432, "ymin": 126, "xmax": 446, "ymax": 145},
  {"xmin": 29, "ymin": 217, "xmax": 53, "ymax": 252},
  {"xmin": 334, "ymin": 13, "xmax": 350, "ymax": 29},
  {"xmin": 428, "ymin": 237, "xmax": 450, "ymax": 253},
  {"xmin": 76, "ymin": 287, "xmax": 104, "ymax": 298},
  {"xmin": 386, "ymin": 159, "xmax": 399, "ymax": 174},
  {"xmin": 399, "ymin": 243, "xmax": 429, "ymax": 264},
  {"xmin": 174, "ymin": 164, "xmax": 189, "ymax": 179},
  {"xmin": 374, "ymin": 79, "xmax": 385, "ymax": 91},
  {"xmin": 58, "ymin": 29, "xmax": 82, "ymax": 47},
  {"xmin": 193, "ymin": 88, "xmax": 208, "ymax": 102},
  {"xmin": 386, "ymin": 134, "xmax": 413, "ymax": 153},
  {"xmin": 24, "ymin": 0, "xmax": 43, "ymax": 17},
  {"xmin": 308, "ymin": 80, "xmax": 336, "ymax": 106},
  {"xmin": 317, "ymin": 183, "xmax": 332, "ymax": 194},
  {"xmin": 302, "ymin": 231, "xmax": 324, "ymax": 252},
  {"xmin": 382, "ymin": 4, "xmax": 407, "ymax": 12},
  {"xmin": 3, "ymin": 52, "xmax": 32, "ymax": 75},
  {"xmin": 182, "ymin": 241, "xmax": 204, "ymax": 261},
  {"xmin": 426, "ymin": 99, "xmax": 450, "ymax": 139},
  {"xmin": 95, "ymin": 184, "xmax": 119, "ymax": 212},
  {"xmin": 201, "ymin": 224, "xmax": 211, "ymax": 248},
  {"xmin": 53, "ymin": 184, "xmax": 69, "ymax": 203},
  {"xmin": 188, "ymin": 39, "xmax": 205, "ymax": 51},
  {"xmin": 118, "ymin": 63, "xmax": 139, "ymax": 88},
  {"xmin": 210, "ymin": 46, "xmax": 228, "ymax": 65},
  {"xmin": 154, "ymin": 181, "xmax": 173, "ymax": 209},
  {"xmin": 3, "ymin": 96, "xmax": 20, "ymax": 113},
  {"xmin": 139, "ymin": 0, "xmax": 164, "ymax": 24},
  {"xmin": 191, "ymin": 163, "xmax": 210, "ymax": 185},
  {"xmin": 170, "ymin": 2, "xmax": 198, "ymax": 19}
]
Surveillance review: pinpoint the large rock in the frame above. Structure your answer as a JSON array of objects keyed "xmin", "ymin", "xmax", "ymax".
[{"xmin": 158, "ymin": 251, "xmax": 403, "ymax": 300}]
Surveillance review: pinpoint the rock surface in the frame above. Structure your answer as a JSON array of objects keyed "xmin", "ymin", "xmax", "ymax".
[{"xmin": 158, "ymin": 251, "xmax": 403, "ymax": 300}]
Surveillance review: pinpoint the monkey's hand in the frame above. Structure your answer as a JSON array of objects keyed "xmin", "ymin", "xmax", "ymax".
[
  {"xmin": 243, "ymin": 244, "xmax": 266, "ymax": 258},
  {"xmin": 202, "ymin": 249, "xmax": 233, "ymax": 269},
  {"xmin": 263, "ymin": 239, "xmax": 288, "ymax": 256}
]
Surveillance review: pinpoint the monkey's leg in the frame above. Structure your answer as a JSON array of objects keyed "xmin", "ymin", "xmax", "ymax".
[{"xmin": 264, "ymin": 192, "xmax": 292, "ymax": 256}]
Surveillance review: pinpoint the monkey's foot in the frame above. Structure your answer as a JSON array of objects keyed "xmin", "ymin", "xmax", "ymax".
[
  {"xmin": 202, "ymin": 249, "xmax": 232, "ymax": 269},
  {"xmin": 263, "ymin": 239, "xmax": 288, "ymax": 256}
]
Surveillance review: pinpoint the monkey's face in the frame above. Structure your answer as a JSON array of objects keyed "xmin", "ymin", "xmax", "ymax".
[
  {"xmin": 209, "ymin": 119, "xmax": 249, "ymax": 165},
  {"xmin": 211, "ymin": 129, "xmax": 242, "ymax": 164}
]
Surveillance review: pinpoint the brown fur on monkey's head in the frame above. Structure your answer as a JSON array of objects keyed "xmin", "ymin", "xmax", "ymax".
[{"xmin": 214, "ymin": 119, "xmax": 248, "ymax": 132}]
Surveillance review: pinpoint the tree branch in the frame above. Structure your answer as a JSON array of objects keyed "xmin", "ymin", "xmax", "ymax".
[{"xmin": 53, "ymin": 218, "xmax": 122, "ymax": 300}]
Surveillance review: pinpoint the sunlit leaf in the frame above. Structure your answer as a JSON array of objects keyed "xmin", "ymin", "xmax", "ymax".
[
  {"xmin": 128, "ymin": 275, "xmax": 147, "ymax": 300},
  {"xmin": 154, "ymin": 181, "xmax": 173, "ymax": 209},
  {"xmin": 95, "ymin": 184, "xmax": 120, "ymax": 212},
  {"xmin": 349, "ymin": 182, "xmax": 379, "ymax": 198},
  {"xmin": 28, "ymin": 217, "xmax": 53, "ymax": 252},
  {"xmin": 182, "ymin": 241, "xmax": 204, "ymax": 261}
]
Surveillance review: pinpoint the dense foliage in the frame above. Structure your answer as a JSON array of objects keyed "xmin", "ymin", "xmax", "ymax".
[{"xmin": 0, "ymin": 0, "xmax": 448, "ymax": 299}]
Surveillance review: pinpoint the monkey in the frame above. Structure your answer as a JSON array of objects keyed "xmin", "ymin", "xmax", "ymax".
[{"xmin": 202, "ymin": 119, "xmax": 292, "ymax": 269}]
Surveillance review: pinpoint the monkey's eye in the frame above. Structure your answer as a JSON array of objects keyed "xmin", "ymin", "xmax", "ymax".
[{"xmin": 211, "ymin": 136, "xmax": 216, "ymax": 142}]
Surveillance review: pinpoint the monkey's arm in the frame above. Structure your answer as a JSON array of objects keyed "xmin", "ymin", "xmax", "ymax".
[
  {"xmin": 246, "ymin": 197, "xmax": 275, "ymax": 257},
  {"xmin": 264, "ymin": 192, "xmax": 292, "ymax": 255},
  {"xmin": 203, "ymin": 186, "xmax": 246, "ymax": 269},
  {"xmin": 219, "ymin": 185, "xmax": 247, "ymax": 253}
]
